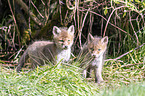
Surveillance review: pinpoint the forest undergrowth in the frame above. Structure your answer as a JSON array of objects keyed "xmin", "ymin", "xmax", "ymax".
[{"xmin": 0, "ymin": 0, "xmax": 145, "ymax": 95}]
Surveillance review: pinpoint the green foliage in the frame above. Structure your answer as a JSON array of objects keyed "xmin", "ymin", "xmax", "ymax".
[
  {"xmin": 101, "ymin": 82, "xmax": 145, "ymax": 96},
  {"xmin": 0, "ymin": 64, "xmax": 99, "ymax": 95},
  {"xmin": 105, "ymin": 0, "xmax": 145, "ymax": 57},
  {"xmin": 104, "ymin": 6, "xmax": 108, "ymax": 15}
]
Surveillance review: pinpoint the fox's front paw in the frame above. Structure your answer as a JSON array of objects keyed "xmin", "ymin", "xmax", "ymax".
[
  {"xmin": 98, "ymin": 80, "xmax": 104, "ymax": 84},
  {"xmin": 95, "ymin": 78, "xmax": 104, "ymax": 84}
]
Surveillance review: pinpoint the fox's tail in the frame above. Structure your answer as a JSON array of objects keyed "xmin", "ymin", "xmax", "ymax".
[{"xmin": 16, "ymin": 50, "xmax": 29, "ymax": 72}]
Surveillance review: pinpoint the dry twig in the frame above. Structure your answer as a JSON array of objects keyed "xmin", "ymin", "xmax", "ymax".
[{"xmin": 105, "ymin": 43, "xmax": 145, "ymax": 61}]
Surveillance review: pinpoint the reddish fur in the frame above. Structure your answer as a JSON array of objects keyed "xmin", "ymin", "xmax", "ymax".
[
  {"xmin": 16, "ymin": 25, "xmax": 75, "ymax": 72},
  {"xmin": 81, "ymin": 33, "xmax": 108, "ymax": 83}
]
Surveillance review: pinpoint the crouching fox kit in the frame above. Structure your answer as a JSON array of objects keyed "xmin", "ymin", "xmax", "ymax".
[
  {"xmin": 16, "ymin": 25, "xmax": 75, "ymax": 72},
  {"xmin": 80, "ymin": 33, "xmax": 108, "ymax": 83}
]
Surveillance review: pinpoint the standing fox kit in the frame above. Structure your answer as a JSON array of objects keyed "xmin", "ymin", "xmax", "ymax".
[
  {"xmin": 16, "ymin": 25, "xmax": 75, "ymax": 72},
  {"xmin": 81, "ymin": 33, "xmax": 108, "ymax": 83}
]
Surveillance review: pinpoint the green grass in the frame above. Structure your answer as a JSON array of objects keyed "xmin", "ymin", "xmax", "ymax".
[
  {"xmin": 0, "ymin": 47, "xmax": 144, "ymax": 95},
  {"xmin": 0, "ymin": 64, "xmax": 99, "ymax": 95},
  {"xmin": 101, "ymin": 82, "xmax": 145, "ymax": 96},
  {"xmin": 0, "ymin": 61, "xmax": 144, "ymax": 95}
]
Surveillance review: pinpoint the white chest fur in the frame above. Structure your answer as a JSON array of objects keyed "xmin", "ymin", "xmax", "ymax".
[
  {"xmin": 56, "ymin": 48, "xmax": 71, "ymax": 63},
  {"xmin": 91, "ymin": 55, "xmax": 103, "ymax": 67}
]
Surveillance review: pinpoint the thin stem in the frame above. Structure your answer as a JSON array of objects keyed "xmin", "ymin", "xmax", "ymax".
[
  {"xmin": 8, "ymin": 0, "xmax": 21, "ymax": 48},
  {"xmin": 103, "ymin": 6, "xmax": 125, "ymax": 37}
]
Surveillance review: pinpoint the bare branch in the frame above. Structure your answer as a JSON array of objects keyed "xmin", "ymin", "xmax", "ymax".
[
  {"xmin": 8, "ymin": 0, "xmax": 21, "ymax": 47},
  {"xmin": 129, "ymin": 11, "xmax": 140, "ymax": 46},
  {"xmin": 105, "ymin": 43, "xmax": 145, "ymax": 61},
  {"xmin": 31, "ymin": 1, "xmax": 44, "ymax": 18},
  {"xmin": 89, "ymin": 10, "xmax": 135, "ymax": 41},
  {"xmin": 121, "ymin": 63, "xmax": 144, "ymax": 68},
  {"xmin": 15, "ymin": 0, "xmax": 43, "ymax": 27},
  {"xmin": 103, "ymin": 6, "xmax": 127, "ymax": 37}
]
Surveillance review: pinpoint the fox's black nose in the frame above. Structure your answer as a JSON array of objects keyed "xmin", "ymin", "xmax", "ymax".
[
  {"xmin": 92, "ymin": 54, "xmax": 96, "ymax": 58},
  {"xmin": 65, "ymin": 46, "xmax": 68, "ymax": 49}
]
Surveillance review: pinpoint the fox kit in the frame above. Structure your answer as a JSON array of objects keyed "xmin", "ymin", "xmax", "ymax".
[
  {"xmin": 80, "ymin": 33, "xmax": 108, "ymax": 83},
  {"xmin": 16, "ymin": 25, "xmax": 75, "ymax": 72}
]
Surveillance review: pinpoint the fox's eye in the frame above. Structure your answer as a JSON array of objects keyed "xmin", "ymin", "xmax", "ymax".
[
  {"xmin": 68, "ymin": 40, "xmax": 70, "ymax": 42},
  {"xmin": 90, "ymin": 48, "xmax": 94, "ymax": 51},
  {"xmin": 98, "ymin": 49, "xmax": 101, "ymax": 51},
  {"xmin": 59, "ymin": 40, "xmax": 64, "ymax": 42}
]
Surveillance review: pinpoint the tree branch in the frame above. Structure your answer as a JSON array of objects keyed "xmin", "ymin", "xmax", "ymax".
[
  {"xmin": 15, "ymin": 0, "xmax": 43, "ymax": 27},
  {"xmin": 121, "ymin": 63, "xmax": 144, "ymax": 68},
  {"xmin": 8, "ymin": 0, "xmax": 21, "ymax": 48},
  {"xmin": 105, "ymin": 43, "xmax": 145, "ymax": 61}
]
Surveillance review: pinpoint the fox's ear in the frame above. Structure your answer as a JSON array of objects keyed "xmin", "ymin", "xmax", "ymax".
[
  {"xmin": 88, "ymin": 33, "xmax": 94, "ymax": 42},
  {"xmin": 53, "ymin": 26, "xmax": 61, "ymax": 36},
  {"xmin": 101, "ymin": 36, "xmax": 108, "ymax": 44},
  {"xmin": 68, "ymin": 25, "xmax": 75, "ymax": 35}
]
